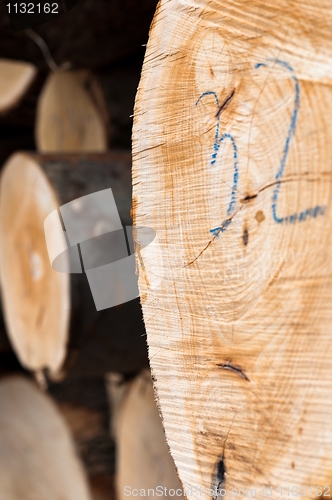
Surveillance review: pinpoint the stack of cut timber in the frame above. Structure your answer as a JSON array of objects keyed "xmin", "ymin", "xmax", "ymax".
[
  {"xmin": 0, "ymin": 58, "xmax": 39, "ymax": 351},
  {"xmin": 132, "ymin": 0, "xmax": 332, "ymax": 496},
  {"xmin": 0, "ymin": 151, "xmax": 148, "ymax": 378}
]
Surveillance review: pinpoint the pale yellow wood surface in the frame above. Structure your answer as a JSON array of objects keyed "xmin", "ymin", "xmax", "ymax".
[
  {"xmin": 0, "ymin": 59, "xmax": 36, "ymax": 114},
  {"xmin": 0, "ymin": 153, "xmax": 69, "ymax": 375},
  {"xmin": 0, "ymin": 376, "xmax": 92, "ymax": 500},
  {"xmin": 132, "ymin": 1, "xmax": 332, "ymax": 498},
  {"xmin": 114, "ymin": 370, "xmax": 185, "ymax": 500},
  {"xmin": 36, "ymin": 70, "xmax": 107, "ymax": 152}
]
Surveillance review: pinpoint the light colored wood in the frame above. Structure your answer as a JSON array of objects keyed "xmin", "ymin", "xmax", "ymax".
[
  {"xmin": 0, "ymin": 375, "xmax": 92, "ymax": 500},
  {"xmin": 36, "ymin": 71, "xmax": 107, "ymax": 152},
  {"xmin": 114, "ymin": 370, "xmax": 185, "ymax": 500},
  {"xmin": 0, "ymin": 153, "xmax": 69, "ymax": 375},
  {"xmin": 0, "ymin": 59, "xmax": 36, "ymax": 114},
  {"xmin": 132, "ymin": 1, "xmax": 332, "ymax": 497},
  {"xmin": 0, "ymin": 151, "xmax": 147, "ymax": 377}
]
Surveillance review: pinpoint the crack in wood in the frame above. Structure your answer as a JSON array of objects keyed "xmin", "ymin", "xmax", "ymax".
[
  {"xmin": 183, "ymin": 207, "xmax": 242, "ymax": 268},
  {"xmin": 217, "ymin": 362, "xmax": 250, "ymax": 381},
  {"xmin": 216, "ymin": 89, "xmax": 235, "ymax": 118}
]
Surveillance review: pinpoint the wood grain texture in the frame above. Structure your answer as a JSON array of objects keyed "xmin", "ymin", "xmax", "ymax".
[
  {"xmin": 0, "ymin": 376, "xmax": 92, "ymax": 500},
  {"xmin": 132, "ymin": 0, "xmax": 332, "ymax": 497}
]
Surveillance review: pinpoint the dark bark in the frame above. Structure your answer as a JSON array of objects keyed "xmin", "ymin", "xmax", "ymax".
[{"xmin": 27, "ymin": 151, "xmax": 149, "ymax": 376}]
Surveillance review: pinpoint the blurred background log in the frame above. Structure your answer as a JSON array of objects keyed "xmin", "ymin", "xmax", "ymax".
[
  {"xmin": 0, "ymin": 53, "xmax": 144, "ymax": 167},
  {"xmin": 0, "ymin": 59, "xmax": 42, "ymax": 165},
  {"xmin": 0, "ymin": 59, "xmax": 144, "ymax": 171},
  {"xmin": 0, "ymin": 151, "xmax": 148, "ymax": 378},
  {"xmin": 107, "ymin": 370, "xmax": 185, "ymax": 500},
  {"xmin": 0, "ymin": 59, "xmax": 39, "ymax": 355},
  {"xmin": 0, "ymin": 59, "xmax": 36, "ymax": 114},
  {"xmin": 0, "ymin": 375, "xmax": 92, "ymax": 500},
  {"xmin": 0, "ymin": 2, "xmax": 180, "ymax": 499},
  {"xmin": 36, "ymin": 70, "xmax": 108, "ymax": 152},
  {"xmin": 50, "ymin": 376, "xmax": 116, "ymax": 500}
]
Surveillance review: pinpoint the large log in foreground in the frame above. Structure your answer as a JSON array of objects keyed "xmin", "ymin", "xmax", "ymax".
[
  {"xmin": 0, "ymin": 376, "xmax": 92, "ymax": 500},
  {"xmin": 0, "ymin": 152, "xmax": 148, "ymax": 377},
  {"xmin": 132, "ymin": 0, "xmax": 332, "ymax": 497}
]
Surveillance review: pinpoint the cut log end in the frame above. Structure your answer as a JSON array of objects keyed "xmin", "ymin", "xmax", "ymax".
[
  {"xmin": 0, "ymin": 153, "xmax": 69, "ymax": 375},
  {"xmin": 132, "ymin": 0, "xmax": 332, "ymax": 496},
  {"xmin": 36, "ymin": 71, "xmax": 108, "ymax": 153},
  {"xmin": 0, "ymin": 151, "xmax": 148, "ymax": 378},
  {"xmin": 114, "ymin": 370, "xmax": 185, "ymax": 500},
  {"xmin": 0, "ymin": 375, "xmax": 92, "ymax": 500}
]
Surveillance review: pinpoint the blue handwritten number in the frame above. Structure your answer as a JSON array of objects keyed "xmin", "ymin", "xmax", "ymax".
[
  {"xmin": 196, "ymin": 59, "xmax": 326, "ymax": 238},
  {"xmin": 195, "ymin": 92, "xmax": 239, "ymax": 237},
  {"xmin": 255, "ymin": 59, "xmax": 326, "ymax": 223}
]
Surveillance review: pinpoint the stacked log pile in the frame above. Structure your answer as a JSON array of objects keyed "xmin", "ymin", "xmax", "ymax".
[
  {"xmin": 0, "ymin": 1, "xmax": 183, "ymax": 499},
  {"xmin": 3, "ymin": 0, "xmax": 330, "ymax": 498}
]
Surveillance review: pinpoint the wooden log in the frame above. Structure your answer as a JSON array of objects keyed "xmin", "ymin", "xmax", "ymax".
[
  {"xmin": 0, "ymin": 60, "xmax": 141, "ymax": 150},
  {"xmin": 0, "ymin": 375, "xmax": 92, "ymax": 500},
  {"xmin": 0, "ymin": 151, "xmax": 148, "ymax": 377},
  {"xmin": 0, "ymin": 59, "xmax": 36, "ymax": 115},
  {"xmin": 107, "ymin": 370, "xmax": 185, "ymax": 500},
  {"xmin": 132, "ymin": 0, "xmax": 332, "ymax": 496},
  {"xmin": 0, "ymin": 0, "xmax": 158, "ymax": 70},
  {"xmin": 36, "ymin": 71, "xmax": 108, "ymax": 153},
  {"xmin": 49, "ymin": 376, "xmax": 116, "ymax": 500},
  {"xmin": 0, "ymin": 59, "xmax": 38, "ymax": 357}
]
